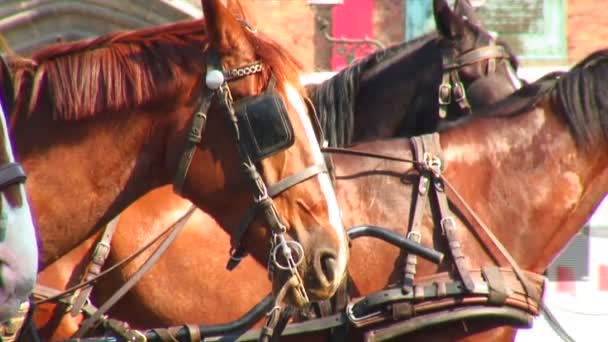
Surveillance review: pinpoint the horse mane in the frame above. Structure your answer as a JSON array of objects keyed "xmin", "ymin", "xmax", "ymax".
[
  {"xmin": 10, "ymin": 19, "xmax": 303, "ymax": 121},
  {"xmin": 441, "ymin": 50, "xmax": 608, "ymax": 148},
  {"xmin": 306, "ymin": 33, "xmax": 438, "ymax": 147},
  {"xmin": 550, "ymin": 49, "xmax": 608, "ymax": 147}
]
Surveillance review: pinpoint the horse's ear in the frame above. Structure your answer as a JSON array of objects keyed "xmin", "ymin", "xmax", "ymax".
[
  {"xmin": 433, "ymin": 0, "xmax": 465, "ymax": 39},
  {"xmin": 202, "ymin": 0, "xmax": 250, "ymax": 52},
  {"xmin": 453, "ymin": 0, "xmax": 483, "ymax": 27},
  {"xmin": 226, "ymin": 0, "xmax": 256, "ymax": 23}
]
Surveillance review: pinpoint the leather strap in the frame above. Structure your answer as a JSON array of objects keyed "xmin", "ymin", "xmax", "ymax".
[
  {"xmin": 411, "ymin": 134, "xmax": 475, "ymax": 292},
  {"xmin": 268, "ymin": 163, "xmax": 327, "ymax": 197},
  {"xmin": 73, "ymin": 205, "xmax": 197, "ymax": 338},
  {"xmin": 173, "ymin": 102, "xmax": 211, "ymax": 195},
  {"xmin": 226, "ymin": 163, "xmax": 328, "ymax": 271},
  {"xmin": 364, "ymin": 305, "xmax": 532, "ymax": 342},
  {"xmin": 0, "ymin": 162, "xmax": 25, "ymax": 189},
  {"xmin": 71, "ymin": 215, "xmax": 122, "ymax": 316},
  {"xmin": 443, "ymin": 179, "xmax": 539, "ymax": 299},
  {"xmin": 403, "ymin": 139, "xmax": 431, "ymax": 291}
]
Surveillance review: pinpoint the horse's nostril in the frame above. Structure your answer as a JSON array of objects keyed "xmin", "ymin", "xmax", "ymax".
[
  {"xmin": 322, "ymin": 254, "xmax": 337, "ymax": 283},
  {"xmin": 316, "ymin": 250, "xmax": 338, "ymax": 284}
]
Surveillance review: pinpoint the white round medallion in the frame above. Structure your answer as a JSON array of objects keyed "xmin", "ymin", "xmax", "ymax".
[{"xmin": 205, "ymin": 70, "xmax": 225, "ymax": 90}]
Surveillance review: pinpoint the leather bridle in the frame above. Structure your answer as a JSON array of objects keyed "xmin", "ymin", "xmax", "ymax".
[
  {"xmin": 437, "ymin": 39, "xmax": 521, "ymax": 119},
  {"xmin": 172, "ymin": 48, "xmax": 331, "ymax": 305}
]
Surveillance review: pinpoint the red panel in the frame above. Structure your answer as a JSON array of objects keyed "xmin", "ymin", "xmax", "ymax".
[
  {"xmin": 556, "ymin": 266, "xmax": 576, "ymax": 293},
  {"xmin": 331, "ymin": 0, "xmax": 375, "ymax": 71},
  {"xmin": 600, "ymin": 264, "xmax": 608, "ymax": 292}
]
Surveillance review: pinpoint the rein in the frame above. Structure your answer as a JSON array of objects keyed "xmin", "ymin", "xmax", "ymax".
[
  {"xmin": 33, "ymin": 206, "xmax": 196, "ymax": 306},
  {"xmin": 321, "ymin": 146, "xmax": 420, "ymax": 165}
]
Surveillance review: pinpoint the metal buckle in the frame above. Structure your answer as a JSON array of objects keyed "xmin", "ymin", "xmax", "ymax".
[
  {"xmin": 423, "ymin": 152, "xmax": 442, "ymax": 175},
  {"xmin": 452, "ymin": 81, "xmax": 467, "ymax": 102},
  {"xmin": 406, "ymin": 231, "xmax": 422, "ymax": 243},
  {"xmin": 438, "ymin": 83, "xmax": 452, "ymax": 105},
  {"xmin": 440, "ymin": 217, "xmax": 456, "ymax": 234},
  {"xmin": 92, "ymin": 241, "xmax": 111, "ymax": 262},
  {"xmin": 346, "ymin": 299, "xmax": 381, "ymax": 325}
]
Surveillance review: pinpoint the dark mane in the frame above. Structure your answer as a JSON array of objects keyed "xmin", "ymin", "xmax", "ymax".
[
  {"xmin": 306, "ymin": 33, "xmax": 437, "ymax": 147},
  {"xmin": 440, "ymin": 50, "xmax": 608, "ymax": 148},
  {"xmin": 10, "ymin": 19, "xmax": 303, "ymax": 121},
  {"xmin": 551, "ymin": 49, "xmax": 608, "ymax": 146},
  {"xmin": 437, "ymin": 71, "xmax": 561, "ymax": 132}
]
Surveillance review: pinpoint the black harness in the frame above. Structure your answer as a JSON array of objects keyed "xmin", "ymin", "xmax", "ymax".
[{"xmin": 172, "ymin": 48, "xmax": 331, "ymax": 306}]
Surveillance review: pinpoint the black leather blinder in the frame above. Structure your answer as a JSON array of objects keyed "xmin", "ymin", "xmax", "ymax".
[{"xmin": 234, "ymin": 91, "xmax": 295, "ymax": 162}]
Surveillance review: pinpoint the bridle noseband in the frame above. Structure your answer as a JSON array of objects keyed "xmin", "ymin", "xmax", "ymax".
[{"xmin": 173, "ymin": 49, "xmax": 331, "ymax": 305}]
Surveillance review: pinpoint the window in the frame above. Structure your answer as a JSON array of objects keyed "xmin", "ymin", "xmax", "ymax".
[{"xmin": 404, "ymin": 0, "xmax": 567, "ymax": 61}]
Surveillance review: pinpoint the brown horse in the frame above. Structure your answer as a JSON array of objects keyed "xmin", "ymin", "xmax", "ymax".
[
  {"xmin": 9, "ymin": 0, "xmax": 349, "ymax": 320},
  {"xmin": 31, "ymin": 0, "xmax": 527, "ymax": 340},
  {"xmin": 36, "ymin": 45, "xmax": 607, "ymax": 342}
]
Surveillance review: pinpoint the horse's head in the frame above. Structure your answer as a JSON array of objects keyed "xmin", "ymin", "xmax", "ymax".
[
  {"xmin": 434, "ymin": 0, "xmax": 522, "ymax": 113},
  {"xmin": 167, "ymin": 0, "xmax": 348, "ymax": 306},
  {"xmin": 324, "ymin": 0, "xmax": 522, "ymax": 143},
  {"xmin": 0, "ymin": 97, "xmax": 37, "ymax": 321}
]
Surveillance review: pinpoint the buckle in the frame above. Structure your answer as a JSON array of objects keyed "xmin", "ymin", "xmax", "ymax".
[
  {"xmin": 438, "ymin": 83, "xmax": 452, "ymax": 105},
  {"xmin": 423, "ymin": 152, "xmax": 443, "ymax": 175},
  {"xmin": 346, "ymin": 298, "xmax": 382, "ymax": 326},
  {"xmin": 440, "ymin": 217, "xmax": 456, "ymax": 234},
  {"xmin": 452, "ymin": 81, "xmax": 467, "ymax": 102},
  {"xmin": 406, "ymin": 231, "xmax": 422, "ymax": 243}
]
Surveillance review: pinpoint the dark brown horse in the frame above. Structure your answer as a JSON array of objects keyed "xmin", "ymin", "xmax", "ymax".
[
  {"xmin": 37, "ymin": 46, "xmax": 607, "ymax": 342},
  {"xmin": 9, "ymin": 0, "xmax": 350, "ymax": 321},
  {"xmin": 308, "ymin": 0, "xmax": 521, "ymax": 146}
]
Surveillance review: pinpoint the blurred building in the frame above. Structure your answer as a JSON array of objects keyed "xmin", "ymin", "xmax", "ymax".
[{"xmin": 3, "ymin": 1, "xmax": 606, "ymax": 71}]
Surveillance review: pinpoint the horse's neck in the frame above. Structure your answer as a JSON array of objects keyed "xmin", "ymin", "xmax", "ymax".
[
  {"xmin": 353, "ymin": 39, "xmax": 441, "ymax": 140},
  {"xmin": 332, "ymin": 139, "xmax": 421, "ymax": 293},
  {"xmin": 14, "ymin": 112, "xmax": 168, "ymax": 266},
  {"xmin": 441, "ymin": 105, "xmax": 606, "ymax": 272}
]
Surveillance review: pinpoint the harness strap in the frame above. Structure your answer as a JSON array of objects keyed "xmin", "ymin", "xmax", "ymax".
[
  {"xmin": 173, "ymin": 99, "xmax": 211, "ymax": 195},
  {"xmin": 364, "ymin": 305, "xmax": 532, "ymax": 342},
  {"xmin": 455, "ymin": 45, "xmax": 509, "ymax": 68},
  {"xmin": 268, "ymin": 163, "xmax": 327, "ymax": 197},
  {"xmin": 402, "ymin": 140, "xmax": 431, "ymax": 292},
  {"xmin": 443, "ymin": 180, "xmax": 539, "ymax": 299},
  {"xmin": 347, "ymin": 268, "xmax": 544, "ymax": 328},
  {"xmin": 73, "ymin": 205, "xmax": 197, "ymax": 338},
  {"xmin": 71, "ymin": 215, "xmax": 121, "ymax": 317},
  {"xmin": 411, "ymin": 134, "xmax": 476, "ymax": 292},
  {"xmin": 151, "ymin": 324, "xmax": 201, "ymax": 342},
  {"xmin": 0, "ymin": 162, "xmax": 25, "ymax": 189},
  {"xmin": 226, "ymin": 163, "xmax": 328, "ymax": 271}
]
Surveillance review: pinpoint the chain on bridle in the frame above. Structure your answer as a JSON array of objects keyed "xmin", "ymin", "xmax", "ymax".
[{"xmin": 172, "ymin": 48, "xmax": 331, "ymax": 305}]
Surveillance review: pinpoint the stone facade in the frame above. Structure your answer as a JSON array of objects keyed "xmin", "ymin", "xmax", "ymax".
[
  {"xmin": 1, "ymin": 1, "xmax": 604, "ymax": 68},
  {"xmin": 567, "ymin": 0, "xmax": 608, "ymax": 64},
  {"xmin": 0, "ymin": 0, "xmax": 200, "ymax": 55}
]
